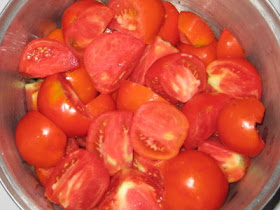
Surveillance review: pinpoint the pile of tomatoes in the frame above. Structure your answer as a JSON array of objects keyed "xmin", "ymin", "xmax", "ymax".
[{"xmin": 15, "ymin": 0, "xmax": 266, "ymax": 209}]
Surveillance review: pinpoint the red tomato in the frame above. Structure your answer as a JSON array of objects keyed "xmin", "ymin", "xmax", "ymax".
[
  {"xmin": 24, "ymin": 79, "xmax": 43, "ymax": 111},
  {"xmin": 157, "ymin": 1, "xmax": 180, "ymax": 45},
  {"xmin": 178, "ymin": 11, "xmax": 216, "ymax": 47},
  {"xmin": 46, "ymin": 28, "xmax": 64, "ymax": 43},
  {"xmin": 19, "ymin": 38, "xmax": 79, "ymax": 78},
  {"xmin": 145, "ymin": 53, "xmax": 207, "ymax": 104},
  {"xmin": 98, "ymin": 169, "xmax": 164, "ymax": 209},
  {"xmin": 177, "ymin": 40, "xmax": 217, "ymax": 65},
  {"xmin": 181, "ymin": 92, "xmax": 231, "ymax": 150},
  {"xmin": 37, "ymin": 74, "xmax": 92, "ymax": 137},
  {"xmin": 217, "ymin": 29, "xmax": 245, "ymax": 58},
  {"xmin": 65, "ymin": 64, "xmax": 98, "ymax": 104},
  {"xmin": 84, "ymin": 32, "xmax": 145, "ymax": 94},
  {"xmin": 217, "ymin": 97, "xmax": 265, "ymax": 157},
  {"xmin": 163, "ymin": 150, "xmax": 228, "ymax": 210},
  {"xmin": 116, "ymin": 80, "xmax": 168, "ymax": 112},
  {"xmin": 45, "ymin": 149, "xmax": 110, "ymax": 209},
  {"xmin": 35, "ymin": 167, "xmax": 54, "ymax": 187},
  {"xmin": 65, "ymin": 137, "xmax": 80, "ymax": 155},
  {"xmin": 129, "ymin": 36, "xmax": 179, "ymax": 85},
  {"xmin": 86, "ymin": 94, "xmax": 116, "ymax": 118},
  {"xmin": 62, "ymin": 0, "xmax": 114, "ymax": 57},
  {"xmin": 86, "ymin": 111, "xmax": 134, "ymax": 175},
  {"xmin": 15, "ymin": 111, "xmax": 67, "ymax": 168},
  {"xmin": 130, "ymin": 101, "xmax": 189, "ymax": 160},
  {"xmin": 108, "ymin": 0, "xmax": 165, "ymax": 44},
  {"xmin": 207, "ymin": 58, "xmax": 262, "ymax": 99}
]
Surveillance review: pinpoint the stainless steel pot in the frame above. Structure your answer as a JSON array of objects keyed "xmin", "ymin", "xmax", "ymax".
[{"xmin": 0, "ymin": 0, "xmax": 279, "ymax": 209}]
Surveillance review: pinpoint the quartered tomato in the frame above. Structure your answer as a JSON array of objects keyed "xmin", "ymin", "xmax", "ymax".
[
  {"xmin": 45, "ymin": 149, "xmax": 110, "ymax": 209},
  {"xmin": 19, "ymin": 38, "xmax": 79, "ymax": 78},
  {"xmin": 207, "ymin": 58, "xmax": 262, "ymax": 99},
  {"xmin": 84, "ymin": 32, "xmax": 145, "ymax": 94},
  {"xmin": 217, "ymin": 97, "xmax": 265, "ymax": 157},
  {"xmin": 108, "ymin": 0, "xmax": 165, "ymax": 44},
  {"xmin": 98, "ymin": 169, "xmax": 164, "ymax": 210},
  {"xmin": 86, "ymin": 94, "xmax": 116, "ymax": 118},
  {"xmin": 86, "ymin": 111, "xmax": 134, "ymax": 175},
  {"xmin": 130, "ymin": 101, "xmax": 189, "ymax": 160},
  {"xmin": 37, "ymin": 74, "xmax": 92, "ymax": 137},
  {"xmin": 145, "ymin": 52, "xmax": 207, "ymax": 104},
  {"xmin": 62, "ymin": 0, "xmax": 114, "ymax": 56},
  {"xmin": 15, "ymin": 111, "xmax": 67, "ymax": 168}
]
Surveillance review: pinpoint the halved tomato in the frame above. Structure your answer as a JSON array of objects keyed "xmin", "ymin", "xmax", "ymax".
[
  {"xmin": 130, "ymin": 101, "xmax": 189, "ymax": 160},
  {"xmin": 86, "ymin": 94, "xmax": 116, "ymax": 118},
  {"xmin": 45, "ymin": 149, "xmax": 110, "ymax": 209},
  {"xmin": 19, "ymin": 38, "xmax": 79, "ymax": 78}
]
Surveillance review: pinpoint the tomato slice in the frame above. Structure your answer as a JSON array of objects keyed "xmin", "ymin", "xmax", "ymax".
[
  {"xmin": 45, "ymin": 149, "xmax": 110, "ymax": 209},
  {"xmin": 130, "ymin": 101, "xmax": 189, "ymax": 160},
  {"xmin": 129, "ymin": 36, "xmax": 179, "ymax": 85},
  {"xmin": 217, "ymin": 97, "xmax": 265, "ymax": 157},
  {"xmin": 145, "ymin": 52, "xmax": 207, "ymax": 104},
  {"xmin": 62, "ymin": 0, "xmax": 114, "ymax": 57},
  {"xmin": 19, "ymin": 38, "xmax": 79, "ymax": 78},
  {"xmin": 86, "ymin": 111, "xmax": 134, "ymax": 175},
  {"xmin": 108, "ymin": 0, "xmax": 165, "ymax": 44},
  {"xmin": 207, "ymin": 58, "xmax": 262, "ymax": 99},
  {"xmin": 98, "ymin": 169, "xmax": 164, "ymax": 209},
  {"xmin": 84, "ymin": 32, "xmax": 145, "ymax": 94}
]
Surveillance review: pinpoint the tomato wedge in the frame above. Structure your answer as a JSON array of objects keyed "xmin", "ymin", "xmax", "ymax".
[{"xmin": 19, "ymin": 38, "xmax": 79, "ymax": 78}]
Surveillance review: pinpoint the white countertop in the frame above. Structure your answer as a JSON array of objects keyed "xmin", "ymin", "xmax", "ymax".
[{"xmin": 0, "ymin": 0, "xmax": 279, "ymax": 209}]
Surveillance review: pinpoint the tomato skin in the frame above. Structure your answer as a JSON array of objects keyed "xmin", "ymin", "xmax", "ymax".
[
  {"xmin": 217, "ymin": 97, "xmax": 265, "ymax": 157},
  {"xmin": 108, "ymin": 0, "xmax": 165, "ymax": 44},
  {"xmin": 24, "ymin": 79, "xmax": 43, "ymax": 111},
  {"xmin": 37, "ymin": 74, "xmax": 92, "ymax": 137},
  {"xmin": 15, "ymin": 111, "xmax": 67, "ymax": 168},
  {"xmin": 163, "ymin": 150, "xmax": 228, "ymax": 210},
  {"xmin": 130, "ymin": 101, "xmax": 189, "ymax": 160},
  {"xmin": 19, "ymin": 38, "xmax": 79, "ymax": 78},
  {"xmin": 207, "ymin": 58, "xmax": 262, "ymax": 99},
  {"xmin": 45, "ymin": 149, "xmax": 110, "ymax": 210},
  {"xmin": 46, "ymin": 28, "xmax": 64, "ymax": 43},
  {"xmin": 35, "ymin": 167, "xmax": 54, "ymax": 187}
]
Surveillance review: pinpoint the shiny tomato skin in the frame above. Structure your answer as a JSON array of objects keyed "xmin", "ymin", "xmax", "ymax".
[
  {"xmin": 45, "ymin": 149, "xmax": 110, "ymax": 210},
  {"xmin": 37, "ymin": 74, "xmax": 92, "ymax": 137},
  {"xmin": 163, "ymin": 150, "xmax": 229, "ymax": 210},
  {"xmin": 217, "ymin": 97, "xmax": 265, "ymax": 157},
  {"xmin": 207, "ymin": 58, "xmax": 262, "ymax": 99},
  {"xmin": 182, "ymin": 92, "xmax": 231, "ymax": 150},
  {"xmin": 130, "ymin": 101, "xmax": 189, "ymax": 160},
  {"xmin": 108, "ymin": 0, "xmax": 165, "ymax": 44},
  {"xmin": 84, "ymin": 32, "xmax": 145, "ymax": 94},
  {"xmin": 19, "ymin": 38, "xmax": 79, "ymax": 78},
  {"xmin": 145, "ymin": 52, "xmax": 207, "ymax": 104},
  {"xmin": 15, "ymin": 111, "xmax": 67, "ymax": 168}
]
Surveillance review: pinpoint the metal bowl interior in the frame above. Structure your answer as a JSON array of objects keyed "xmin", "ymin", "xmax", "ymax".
[{"xmin": 0, "ymin": 0, "xmax": 279, "ymax": 209}]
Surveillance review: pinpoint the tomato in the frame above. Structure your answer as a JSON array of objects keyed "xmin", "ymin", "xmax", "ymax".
[
  {"xmin": 86, "ymin": 94, "xmax": 116, "ymax": 118},
  {"xmin": 181, "ymin": 92, "xmax": 231, "ymax": 150},
  {"xmin": 108, "ymin": 0, "xmax": 165, "ymax": 44},
  {"xmin": 98, "ymin": 169, "xmax": 164, "ymax": 209},
  {"xmin": 198, "ymin": 136, "xmax": 251, "ymax": 183},
  {"xmin": 19, "ymin": 38, "xmax": 79, "ymax": 78},
  {"xmin": 178, "ymin": 11, "xmax": 216, "ymax": 47},
  {"xmin": 177, "ymin": 40, "xmax": 217, "ymax": 65},
  {"xmin": 35, "ymin": 167, "xmax": 54, "ymax": 187},
  {"xmin": 65, "ymin": 64, "xmax": 98, "ymax": 104},
  {"xmin": 37, "ymin": 74, "xmax": 92, "ymax": 137},
  {"xmin": 46, "ymin": 28, "xmax": 64, "ymax": 43},
  {"xmin": 62, "ymin": 0, "xmax": 114, "ymax": 57},
  {"xmin": 163, "ymin": 150, "xmax": 228, "ymax": 210},
  {"xmin": 129, "ymin": 36, "xmax": 179, "ymax": 85},
  {"xmin": 157, "ymin": 1, "xmax": 180, "ymax": 45},
  {"xmin": 207, "ymin": 58, "xmax": 262, "ymax": 99},
  {"xmin": 116, "ymin": 80, "xmax": 168, "ymax": 112},
  {"xmin": 86, "ymin": 111, "xmax": 134, "ymax": 175},
  {"xmin": 84, "ymin": 32, "xmax": 145, "ymax": 94},
  {"xmin": 217, "ymin": 97, "xmax": 265, "ymax": 157},
  {"xmin": 65, "ymin": 137, "xmax": 80, "ymax": 155},
  {"xmin": 15, "ymin": 111, "xmax": 67, "ymax": 168},
  {"xmin": 130, "ymin": 101, "xmax": 189, "ymax": 160},
  {"xmin": 24, "ymin": 79, "xmax": 43, "ymax": 111},
  {"xmin": 45, "ymin": 149, "xmax": 110, "ymax": 209},
  {"xmin": 145, "ymin": 53, "xmax": 207, "ymax": 104},
  {"xmin": 217, "ymin": 29, "xmax": 245, "ymax": 58}
]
